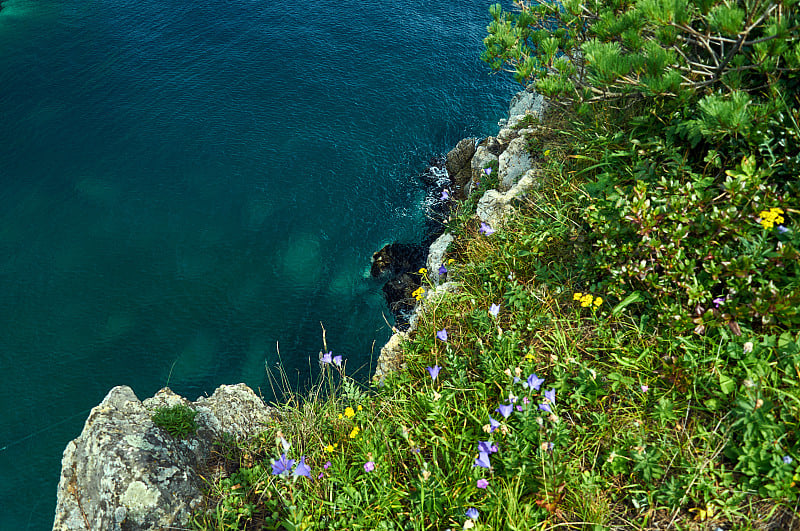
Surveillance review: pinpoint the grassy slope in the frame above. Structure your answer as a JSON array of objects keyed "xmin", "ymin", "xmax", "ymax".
[{"xmin": 190, "ymin": 103, "xmax": 800, "ymax": 530}]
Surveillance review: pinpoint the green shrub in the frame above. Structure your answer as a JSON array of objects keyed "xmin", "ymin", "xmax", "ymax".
[
  {"xmin": 482, "ymin": 0, "xmax": 800, "ymax": 337},
  {"xmin": 482, "ymin": 0, "xmax": 800, "ymax": 110},
  {"xmin": 585, "ymin": 145, "xmax": 799, "ymax": 335}
]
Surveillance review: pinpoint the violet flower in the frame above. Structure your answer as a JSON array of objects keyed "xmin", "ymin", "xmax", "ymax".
[
  {"xmin": 496, "ymin": 403, "xmax": 513, "ymax": 418},
  {"xmin": 544, "ymin": 388, "xmax": 556, "ymax": 404},
  {"xmin": 271, "ymin": 453, "xmax": 295, "ymax": 476},
  {"xmin": 473, "ymin": 452, "xmax": 491, "ymax": 469},
  {"xmin": 478, "ymin": 441, "xmax": 498, "ymax": 454},
  {"xmin": 293, "ymin": 456, "xmax": 311, "ymax": 478},
  {"xmin": 479, "ymin": 222, "xmax": 495, "ymax": 236},
  {"xmin": 525, "ymin": 373, "xmax": 545, "ymax": 391},
  {"xmin": 427, "ymin": 365, "xmax": 441, "ymax": 381},
  {"xmin": 436, "ymin": 329, "xmax": 448, "ymax": 342}
]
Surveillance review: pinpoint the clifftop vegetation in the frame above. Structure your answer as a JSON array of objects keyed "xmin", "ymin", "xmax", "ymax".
[{"xmin": 189, "ymin": 0, "xmax": 800, "ymax": 528}]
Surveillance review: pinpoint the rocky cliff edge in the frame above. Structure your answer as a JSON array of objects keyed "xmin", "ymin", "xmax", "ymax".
[{"xmin": 53, "ymin": 384, "xmax": 274, "ymax": 531}]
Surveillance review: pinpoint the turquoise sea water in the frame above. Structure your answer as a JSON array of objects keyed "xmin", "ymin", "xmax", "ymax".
[{"xmin": 0, "ymin": 0, "xmax": 515, "ymax": 527}]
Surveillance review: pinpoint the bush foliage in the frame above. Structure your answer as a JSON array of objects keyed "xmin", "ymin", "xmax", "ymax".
[{"xmin": 484, "ymin": 0, "xmax": 800, "ymax": 337}]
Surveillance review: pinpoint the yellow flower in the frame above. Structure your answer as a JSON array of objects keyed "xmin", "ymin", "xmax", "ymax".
[
  {"xmin": 573, "ymin": 292, "xmax": 583, "ymax": 301},
  {"xmin": 525, "ymin": 353, "xmax": 535, "ymax": 361},
  {"xmin": 349, "ymin": 427, "xmax": 360, "ymax": 439},
  {"xmin": 337, "ymin": 414, "xmax": 343, "ymax": 420},
  {"xmin": 544, "ymin": 149, "xmax": 551, "ymax": 157},
  {"xmin": 593, "ymin": 296, "xmax": 603, "ymax": 307},
  {"xmin": 324, "ymin": 444, "xmax": 335, "ymax": 452},
  {"xmin": 344, "ymin": 406, "xmax": 355, "ymax": 419},
  {"xmin": 759, "ymin": 207, "xmax": 786, "ymax": 229},
  {"xmin": 580, "ymin": 294, "xmax": 594, "ymax": 307},
  {"xmin": 357, "ymin": 405, "xmax": 363, "ymax": 411},
  {"xmin": 448, "ymin": 258, "xmax": 455, "ymax": 264},
  {"xmin": 418, "ymin": 267, "xmax": 428, "ymax": 275}
]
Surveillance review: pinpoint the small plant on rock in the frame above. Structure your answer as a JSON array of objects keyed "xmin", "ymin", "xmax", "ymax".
[{"xmin": 152, "ymin": 403, "xmax": 198, "ymax": 439}]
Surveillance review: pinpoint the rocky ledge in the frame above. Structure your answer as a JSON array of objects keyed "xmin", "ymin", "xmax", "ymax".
[
  {"xmin": 371, "ymin": 87, "xmax": 546, "ymax": 332},
  {"xmin": 373, "ymin": 86, "xmax": 547, "ymax": 381},
  {"xmin": 53, "ymin": 384, "xmax": 274, "ymax": 531}
]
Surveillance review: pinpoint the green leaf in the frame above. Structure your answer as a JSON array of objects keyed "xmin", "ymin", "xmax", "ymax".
[
  {"xmin": 611, "ymin": 290, "xmax": 645, "ymax": 315},
  {"xmin": 719, "ymin": 371, "xmax": 736, "ymax": 395}
]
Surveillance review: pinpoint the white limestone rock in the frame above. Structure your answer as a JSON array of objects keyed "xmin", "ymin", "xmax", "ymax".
[
  {"xmin": 508, "ymin": 88, "xmax": 546, "ymax": 123},
  {"xmin": 373, "ymin": 330, "xmax": 409, "ymax": 383}
]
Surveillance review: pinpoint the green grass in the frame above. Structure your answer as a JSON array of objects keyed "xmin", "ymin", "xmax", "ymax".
[{"xmin": 189, "ymin": 107, "xmax": 800, "ymax": 531}]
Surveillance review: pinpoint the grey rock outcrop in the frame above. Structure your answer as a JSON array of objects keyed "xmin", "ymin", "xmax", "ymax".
[
  {"xmin": 446, "ymin": 137, "xmax": 477, "ymax": 199},
  {"xmin": 498, "ymin": 136, "xmax": 532, "ymax": 192},
  {"xmin": 53, "ymin": 384, "xmax": 273, "ymax": 531},
  {"xmin": 470, "ymin": 144, "xmax": 499, "ymax": 194},
  {"xmin": 426, "ymin": 232, "xmax": 454, "ymax": 285},
  {"xmin": 508, "ymin": 88, "xmax": 546, "ymax": 123},
  {"xmin": 373, "ymin": 330, "xmax": 409, "ymax": 383},
  {"xmin": 477, "ymin": 169, "xmax": 539, "ymax": 228}
]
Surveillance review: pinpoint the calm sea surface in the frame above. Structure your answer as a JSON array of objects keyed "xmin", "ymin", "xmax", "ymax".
[{"xmin": 0, "ymin": 0, "xmax": 514, "ymax": 527}]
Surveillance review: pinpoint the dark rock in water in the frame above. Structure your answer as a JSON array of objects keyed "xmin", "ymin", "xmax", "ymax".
[
  {"xmin": 371, "ymin": 242, "xmax": 425, "ymax": 278},
  {"xmin": 372, "ymin": 142, "xmax": 473, "ymax": 330},
  {"xmin": 371, "ymin": 242, "xmax": 426, "ymax": 329},
  {"xmin": 446, "ymin": 137, "xmax": 476, "ymax": 199},
  {"xmin": 382, "ymin": 272, "xmax": 419, "ymax": 327}
]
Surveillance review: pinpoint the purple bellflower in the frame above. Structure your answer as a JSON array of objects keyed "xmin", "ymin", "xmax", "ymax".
[
  {"xmin": 271, "ymin": 453, "xmax": 295, "ymax": 476},
  {"xmin": 293, "ymin": 456, "xmax": 311, "ymax": 478},
  {"xmin": 473, "ymin": 452, "xmax": 491, "ymax": 469},
  {"xmin": 496, "ymin": 403, "xmax": 513, "ymax": 419},
  {"xmin": 479, "ymin": 222, "xmax": 495, "ymax": 236}
]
